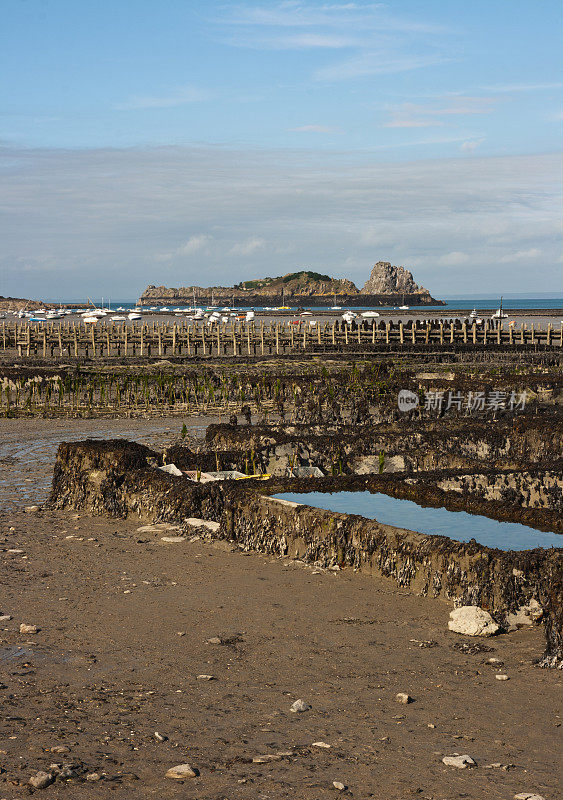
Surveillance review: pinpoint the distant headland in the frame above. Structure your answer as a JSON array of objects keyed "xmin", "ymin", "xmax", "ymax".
[{"xmin": 139, "ymin": 262, "xmax": 444, "ymax": 307}]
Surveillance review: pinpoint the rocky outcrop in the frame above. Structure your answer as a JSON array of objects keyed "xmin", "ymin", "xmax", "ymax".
[
  {"xmin": 361, "ymin": 262, "xmax": 427, "ymax": 295},
  {"xmin": 139, "ymin": 267, "xmax": 443, "ymax": 306}
]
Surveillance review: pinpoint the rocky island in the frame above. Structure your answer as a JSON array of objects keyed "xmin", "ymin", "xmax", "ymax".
[{"xmin": 138, "ymin": 263, "xmax": 443, "ymax": 307}]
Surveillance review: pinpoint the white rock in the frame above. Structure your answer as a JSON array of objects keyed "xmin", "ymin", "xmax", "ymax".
[
  {"xmin": 24, "ymin": 505, "xmax": 39, "ymax": 513},
  {"xmin": 514, "ymin": 794, "xmax": 546, "ymax": 800},
  {"xmin": 184, "ymin": 517, "xmax": 220, "ymax": 533},
  {"xmin": 290, "ymin": 699, "xmax": 311, "ymax": 713},
  {"xmin": 20, "ymin": 623, "xmax": 39, "ymax": 634},
  {"xmin": 160, "ymin": 536, "xmax": 187, "ymax": 543},
  {"xmin": 154, "ymin": 731, "xmax": 167, "ymax": 741},
  {"xmin": 196, "ymin": 674, "xmax": 215, "ymax": 681},
  {"xmin": 86, "ymin": 773, "xmax": 101, "ymax": 781},
  {"xmin": 0, "ymin": 614, "xmax": 12, "ymax": 622},
  {"xmin": 506, "ymin": 599, "xmax": 543, "ymax": 631},
  {"xmin": 312, "ymin": 741, "xmax": 331, "ymax": 748},
  {"xmin": 442, "ymin": 754, "xmax": 476, "ymax": 768},
  {"xmin": 333, "ymin": 781, "xmax": 347, "ymax": 790},
  {"xmin": 448, "ymin": 606, "xmax": 499, "ymax": 636},
  {"xmin": 165, "ymin": 763, "xmax": 198, "ymax": 779},
  {"xmin": 206, "ymin": 636, "xmax": 222, "ymax": 645},
  {"xmin": 495, "ymin": 674, "xmax": 510, "ymax": 681},
  {"xmin": 395, "ymin": 692, "xmax": 413, "ymax": 704}
]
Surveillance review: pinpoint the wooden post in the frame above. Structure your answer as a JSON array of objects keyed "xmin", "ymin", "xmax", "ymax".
[
  {"xmin": 531, "ymin": 323, "xmax": 535, "ymax": 344},
  {"xmin": 546, "ymin": 323, "xmax": 551, "ymax": 346},
  {"xmin": 317, "ymin": 322, "xmax": 321, "ymax": 346},
  {"xmin": 275, "ymin": 324, "xmax": 279, "ymax": 355},
  {"xmin": 412, "ymin": 322, "xmax": 416, "ymax": 344},
  {"xmin": 124, "ymin": 326, "xmax": 128, "ymax": 356},
  {"xmin": 450, "ymin": 322, "xmax": 454, "ymax": 343},
  {"xmin": 462, "ymin": 322, "xmax": 467, "ymax": 343},
  {"xmin": 73, "ymin": 325, "xmax": 78, "ymax": 358},
  {"xmin": 344, "ymin": 323, "xmax": 348, "ymax": 345},
  {"xmin": 520, "ymin": 324, "xmax": 524, "ymax": 345},
  {"xmin": 472, "ymin": 323, "xmax": 476, "ymax": 345},
  {"xmin": 140, "ymin": 325, "xmax": 144, "ymax": 356},
  {"xmin": 425, "ymin": 323, "xmax": 429, "ymax": 345},
  {"xmin": 260, "ymin": 323, "xmax": 264, "ymax": 355},
  {"xmin": 247, "ymin": 324, "xmax": 251, "ymax": 355},
  {"xmin": 332, "ymin": 322, "xmax": 336, "ymax": 346},
  {"xmin": 497, "ymin": 322, "xmax": 502, "ymax": 344},
  {"xmin": 232, "ymin": 326, "xmax": 237, "ymax": 356},
  {"xmin": 172, "ymin": 324, "xmax": 177, "ymax": 356},
  {"xmin": 509, "ymin": 324, "xmax": 513, "ymax": 345},
  {"xmin": 43, "ymin": 329, "xmax": 47, "ymax": 358}
]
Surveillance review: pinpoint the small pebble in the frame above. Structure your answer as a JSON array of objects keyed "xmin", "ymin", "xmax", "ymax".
[
  {"xmin": 19, "ymin": 623, "xmax": 39, "ymax": 634},
  {"xmin": 395, "ymin": 692, "xmax": 413, "ymax": 704},
  {"xmin": 312, "ymin": 741, "xmax": 331, "ymax": 748},
  {"xmin": 29, "ymin": 771, "xmax": 54, "ymax": 789},
  {"xmin": 165, "ymin": 763, "xmax": 198, "ymax": 780},
  {"xmin": 495, "ymin": 674, "xmax": 510, "ymax": 681},
  {"xmin": 196, "ymin": 674, "xmax": 215, "ymax": 681},
  {"xmin": 86, "ymin": 773, "xmax": 101, "ymax": 781},
  {"xmin": 206, "ymin": 636, "xmax": 222, "ymax": 645},
  {"xmin": 154, "ymin": 731, "xmax": 167, "ymax": 742},
  {"xmin": 333, "ymin": 781, "xmax": 347, "ymax": 790}
]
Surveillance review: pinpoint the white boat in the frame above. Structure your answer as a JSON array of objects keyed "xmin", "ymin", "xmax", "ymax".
[
  {"xmin": 342, "ymin": 311, "xmax": 357, "ymax": 323},
  {"xmin": 398, "ymin": 305, "xmax": 409, "ymax": 311},
  {"xmin": 300, "ymin": 311, "xmax": 313, "ymax": 316},
  {"xmin": 116, "ymin": 306, "xmax": 126, "ymax": 311},
  {"xmin": 110, "ymin": 315, "xmax": 126, "ymax": 321},
  {"xmin": 469, "ymin": 308, "xmax": 478, "ymax": 319},
  {"xmin": 160, "ymin": 306, "xmax": 170, "ymax": 312},
  {"xmin": 245, "ymin": 310, "xmax": 255, "ymax": 322},
  {"xmin": 361, "ymin": 311, "xmax": 380, "ymax": 318},
  {"xmin": 491, "ymin": 296, "xmax": 508, "ymax": 319},
  {"xmin": 330, "ymin": 306, "xmax": 342, "ymax": 310},
  {"xmin": 82, "ymin": 315, "xmax": 99, "ymax": 324},
  {"xmin": 128, "ymin": 312, "xmax": 142, "ymax": 321}
]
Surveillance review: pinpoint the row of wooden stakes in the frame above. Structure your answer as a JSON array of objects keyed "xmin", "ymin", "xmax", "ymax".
[{"xmin": 2, "ymin": 319, "xmax": 561, "ymax": 358}]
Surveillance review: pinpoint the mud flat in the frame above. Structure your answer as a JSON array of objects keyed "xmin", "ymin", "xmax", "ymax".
[{"xmin": 0, "ymin": 506, "xmax": 560, "ymax": 800}]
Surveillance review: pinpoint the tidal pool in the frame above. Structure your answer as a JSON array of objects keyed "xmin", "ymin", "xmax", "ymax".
[{"xmin": 272, "ymin": 491, "xmax": 562, "ymax": 551}]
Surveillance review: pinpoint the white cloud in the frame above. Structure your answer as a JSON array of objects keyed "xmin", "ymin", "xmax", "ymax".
[
  {"xmin": 314, "ymin": 53, "xmax": 447, "ymax": 82},
  {"xmin": 157, "ymin": 235, "xmax": 212, "ymax": 261},
  {"xmin": 437, "ymin": 251, "xmax": 471, "ymax": 266},
  {"xmin": 116, "ymin": 85, "xmax": 210, "ymax": 110},
  {"xmin": 460, "ymin": 137, "xmax": 485, "ymax": 152},
  {"xmin": 229, "ymin": 237, "xmax": 266, "ymax": 256},
  {"xmin": 499, "ymin": 248, "xmax": 542, "ymax": 263},
  {"xmin": 384, "ymin": 98, "xmax": 495, "ymax": 129}
]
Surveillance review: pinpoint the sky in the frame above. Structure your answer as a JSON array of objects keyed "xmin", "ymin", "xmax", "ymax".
[{"xmin": 1, "ymin": 0, "xmax": 562, "ymax": 301}]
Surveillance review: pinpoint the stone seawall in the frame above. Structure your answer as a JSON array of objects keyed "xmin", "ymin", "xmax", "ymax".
[{"xmin": 47, "ymin": 439, "xmax": 562, "ymax": 667}]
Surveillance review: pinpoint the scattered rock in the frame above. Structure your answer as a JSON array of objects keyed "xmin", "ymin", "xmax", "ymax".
[
  {"xmin": 165, "ymin": 763, "xmax": 198, "ymax": 780},
  {"xmin": 184, "ymin": 518, "xmax": 220, "ymax": 533},
  {"xmin": 206, "ymin": 636, "xmax": 222, "ymax": 645},
  {"xmin": 312, "ymin": 741, "xmax": 331, "ymax": 748},
  {"xmin": 196, "ymin": 674, "xmax": 215, "ymax": 681},
  {"xmin": 451, "ymin": 640, "xmax": 494, "ymax": 654},
  {"xmin": 160, "ymin": 536, "xmax": 187, "ymax": 543},
  {"xmin": 29, "ymin": 771, "xmax": 54, "ymax": 789},
  {"xmin": 486, "ymin": 657, "xmax": 503, "ymax": 665},
  {"xmin": 24, "ymin": 505, "xmax": 40, "ymax": 513},
  {"xmin": 290, "ymin": 699, "xmax": 311, "ymax": 713},
  {"xmin": 442, "ymin": 754, "xmax": 476, "ymax": 768},
  {"xmin": 20, "ymin": 623, "xmax": 39, "ymax": 634},
  {"xmin": 448, "ymin": 606, "xmax": 499, "ymax": 636},
  {"xmin": 50, "ymin": 745, "xmax": 70, "ymax": 754},
  {"xmin": 333, "ymin": 781, "xmax": 347, "ymax": 790},
  {"xmin": 0, "ymin": 614, "xmax": 12, "ymax": 622},
  {"xmin": 86, "ymin": 773, "xmax": 101, "ymax": 781},
  {"xmin": 154, "ymin": 731, "xmax": 167, "ymax": 741},
  {"xmin": 495, "ymin": 674, "xmax": 510, "ymax": 681},
  {"xmin": 395, "ymin": 692, "xmax": 413, "ymax": 704}
]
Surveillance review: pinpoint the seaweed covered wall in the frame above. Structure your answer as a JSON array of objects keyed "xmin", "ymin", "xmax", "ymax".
[{"xmin": 204, "ymin": 418, "xmax": 563, "ymax": 476}]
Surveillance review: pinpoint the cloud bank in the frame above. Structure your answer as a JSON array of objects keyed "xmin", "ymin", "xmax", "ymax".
[{"xmin": 0, "ymin": 144, "xmax": 561, "ymax": 300}]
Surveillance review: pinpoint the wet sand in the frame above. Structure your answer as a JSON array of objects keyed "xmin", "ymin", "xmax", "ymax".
[{"xmin": 0, "ymin": 417, "xmax": 560, "ymax": 798}]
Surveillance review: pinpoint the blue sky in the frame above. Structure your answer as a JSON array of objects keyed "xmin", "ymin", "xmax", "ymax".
[{"xmin": 1, "ymin": 0, "xmax": 562, "ymax": 299}]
